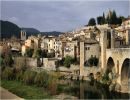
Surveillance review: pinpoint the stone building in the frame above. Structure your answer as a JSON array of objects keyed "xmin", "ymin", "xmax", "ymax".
[
  {"xmin": 43, "ymin": 58, "xmax": 58, "ymax": 71},
  {"xmin": 20, "ymin": 30, "xmax": 26, "ymax": 41},
  {"xmin": 64, "ymin": 40, "xmax": 79, "ymax": 59},
  {"xmin": 24, "ymin": 35, "xmax": 41, "ymax": 49},
  {"xmin": 84, "ymin": 39, "xmax": 100, "ymax": 62}
]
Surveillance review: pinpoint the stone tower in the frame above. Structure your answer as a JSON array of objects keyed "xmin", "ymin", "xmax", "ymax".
[
  {"xmin": 80, "ymin": 41, "xmax": 85, "ymax": 76},
  {"xmin": 126, "ymin": 29, "xmax": 130, "ymax": 45},
  {"xmin": 111, "ymin": 28, "xmax": 115, "ymax": 48},
  {"xmin": 21, "ymin": 30, "xmax": 26, "ymax": 41},
  {"xmin": 100, "ymin": 29, "xmax": 107, "ymax": 69}
]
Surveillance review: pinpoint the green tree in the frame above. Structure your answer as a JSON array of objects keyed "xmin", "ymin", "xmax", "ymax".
[
  {"xmin": 107, "ymin": 10, "xmax": 118, "ymax": 25},
  {"xmin": 3, "ymin": 53, "xmax": 14, "ymax": 67},
  {"xmin": 33, "ymin": 49, "xmax": 42, "ymax": 58},
  {"xmin": 64, "ymin": 56, "xmax": 73, "ymax": 68},
  {"xmin": 88, "ymin": 18, "xmax": 96, "ymax": 26},
  {"xmin": 117, "ymin": 16, "xmax": 125, "ymax": 25},
  {"xmin": 33, "ymin": 49, "xmax": 43, "ymax": 67},
  {"xmin": 25, "ymin": 48, "xmax": 34, "ymax": 57},
  {"xmin": 88, "ymin": 56, "xmax": 99, "ymax": 67},
  {"xmin": 97, "ymin": 16, "xmax": 103, "ymax": 25},
  {"xmin": 102, "ymin": 12, "xmax": 106, "ymax": 24},
  {"xmin": 111, "ymin": 10, "xmax": 117, "ymax": 24}
]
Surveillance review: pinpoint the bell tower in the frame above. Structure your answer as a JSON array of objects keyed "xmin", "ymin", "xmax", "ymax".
[{"xmin": 21, "ymin": 30, "xmax": 26, "ymax": 41}]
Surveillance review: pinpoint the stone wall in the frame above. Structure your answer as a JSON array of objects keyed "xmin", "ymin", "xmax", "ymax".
[
  {"xmin": 84, "ymin": 43, "xmax": 100, "ymax": 61},
  {"xmin": 43, "ymin": 58, "xmax": 58, "ymax": 70},
  {"xmin": 14, "ymin": 57, "xmax": 37, "ymax": 68}
]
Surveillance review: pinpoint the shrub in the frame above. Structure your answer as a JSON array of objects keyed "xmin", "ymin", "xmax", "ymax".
[
  {"xmin": 14, "ymin": 57, "xmax": 27, "ymax": 72},
  {"xmin": 64, "ymin": 56, "xmax": 73, "ymax": 68},
  {"xmin": 23, "ymin": 70, "xmax": 37, "ymax": 85},
  {"xmin": 16, "ymin": 71, "xmax": 24, "ymax": 81},
  {"xmin": 25, "ymin": 48, "xmax": 34, "ymax": 57},
  {"xmin": 47, "ymin": 77, "xmax": 57, "ymax": 95},
  {"xmin": 34, "ymin": 71, "xmax": 49, "ymax": 87},
  {"xmin": 2, "ymin": 67, "xmax": 14, "ymax": 80},
  {"xmin": 2, "ymin": 53, "xmax": 14, "ymax": 67},
  {"xmin": 101, "ymin": 73, "xmax": 111, "ymax": 84},
  {"xmin": 88, "ymin": 56, "xmax": 99, "ymax": 66}
]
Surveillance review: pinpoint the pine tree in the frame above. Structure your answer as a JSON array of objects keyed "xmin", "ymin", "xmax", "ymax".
[{"xmin": 103, "ymin": 12, "xmax": 106, "ymax": 24}]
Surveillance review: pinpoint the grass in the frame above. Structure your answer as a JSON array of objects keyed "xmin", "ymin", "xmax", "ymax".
[{"xmin": 1, "ymin": 79, "xmax": 51, "ymax": 99}]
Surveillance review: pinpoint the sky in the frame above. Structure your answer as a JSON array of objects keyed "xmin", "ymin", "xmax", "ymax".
[{"xmin": 1, "ymin": 0, "xmax": 130, "ymax": 32}]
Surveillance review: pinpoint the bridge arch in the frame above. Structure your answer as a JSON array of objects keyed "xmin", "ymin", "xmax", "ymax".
[
  {"xmin": 121, "ymin": 58, "xmax": 130, "ymax": 85},
  {"xmin": 106, "ymin": 57, "xmax": 115, "ymax": 74}
]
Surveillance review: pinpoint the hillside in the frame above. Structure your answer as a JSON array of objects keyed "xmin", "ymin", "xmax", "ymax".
[
  {"xmin": 0, "ymin": 20, "xmax": 63, "ymax": 39},
  {"xmin": 0, "ymin": 20, "xmax": 21, "ymax": 39},
  {"xmin": 21, "ymin": 28, "xmax": 40, "ymax": 37}
]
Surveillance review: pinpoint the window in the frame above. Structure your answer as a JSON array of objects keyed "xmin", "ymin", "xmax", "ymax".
[{"xmin": 86, "ymin": 47, "xmax": 90, "ymax": 50}]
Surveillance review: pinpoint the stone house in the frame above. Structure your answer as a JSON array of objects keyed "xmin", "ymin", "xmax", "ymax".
[
  {"xmin": 84, "ymin": 39, "xmax": 100, "ymax": 62},
  {"xmin": 64, "ymin": 40, "xmax": 79, "ymax": 59},
  {"xmin": 43, "ymin": 58, "xmax": 58, "ymax": 71}
]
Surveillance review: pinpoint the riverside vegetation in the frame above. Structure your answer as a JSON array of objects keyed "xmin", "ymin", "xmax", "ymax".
[{"xmin": 1, "ymin": 65, "xmax": 61, "ymax": 99}]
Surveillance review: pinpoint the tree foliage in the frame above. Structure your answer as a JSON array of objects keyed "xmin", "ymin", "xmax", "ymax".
[
  {"xmin": 97, "ymin": 16, "xmax": 104, "ymax": 25},
  {"xmin": 64, "ymin": 56, "xmax": 73, "ymax": 68},
  {"xmin": 1, "ymin": 53, "xmax": 14, "ymax": 67},
  {"xmin": 25, "ymin": 48, "xmax": 34, "ymax": 57},
  {"xmin": 96, "ymin": 11, "xmax": 125, "ymax": 25},
  {"xmin": 1, "ymin": 67, "xmax": 14, "ymax": 80},
  {"xmin": 88, "ymin": 18, "xmax": 96, "ymax": 26},
  {"xmin": 88, "ymin": 56, "xmax": 99, "ymax": 66},
  {"xmin": 23, "ymin": 70, "xmax": 37, "ymax": 85},
  {"xmin": 32, "ymin": 49, "xmax": 42, "ymax": 58},
  {"xmin": 97, "ymin": 13, "xmax": 106, "ymax": 25}
]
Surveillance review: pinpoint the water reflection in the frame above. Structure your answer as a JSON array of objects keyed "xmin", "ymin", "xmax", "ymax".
[{"xmin": 58, "ymin": 80, "xmax": 130, "ymax": 99}]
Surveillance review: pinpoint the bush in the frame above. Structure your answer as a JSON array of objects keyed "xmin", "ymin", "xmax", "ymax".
[
  {"xmin": 2, "ymin": 67, "xmax": 14, "ymax": 80},
  {"xmin": 34, "ymin": 71, "xmax": 49, "ymax": 87},
  {"xmin": 101, "ymin": 73, "xmax": 111, "ymax": 84},
  {"xmin": 64, "ymin": 56, "xmax": 73, "ymax": 68},
  {"xmin": 23, "ymin": 70, "xmax": 37, "ymax": 85},
  {"xmin": 2, "ymin": 53, "xmax": 14, "ymax": 67},
  {"xmin": 88, "ymin": 56, "xmax": 99, "ymax": 66},
  {"xmin": 47, "ymin": 77, "xmax": 57, "ymax": 95},
  {"xmin": 25, "ymin": 48, "xmax": 34, "ymax": 57},
  {"xmin": 14, "ymin": 57, "xmax": 27, "ymax": 72},
  {"xmin": 16, "ymin": 71, "xmax": 24, "ymax": 81}
]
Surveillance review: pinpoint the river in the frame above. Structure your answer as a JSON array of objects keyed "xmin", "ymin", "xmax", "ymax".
[{"xmin": 56, "ymin": 80, "xmax": 130, "ymax": 99}]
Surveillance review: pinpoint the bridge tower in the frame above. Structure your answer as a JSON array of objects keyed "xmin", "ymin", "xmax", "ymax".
[
  {"xmin": 100, "ymin": 29, "xmax": 107, "ymax": 70},
  {"xmin": 80, "ymin": 41, "xmax": 84, "ymax": 76},
  {"xmin": 126, "ymin": 29, "xmax": 130, "ymax": 45},
  {"xmin": 111, "ymin": 28, "xmax": 115, "ymax": 48}
]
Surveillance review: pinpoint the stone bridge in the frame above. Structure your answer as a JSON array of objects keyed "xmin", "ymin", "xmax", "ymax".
[{"xmin": 106, "ymin": 48, "xmax": 130, "ymax": 85}]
